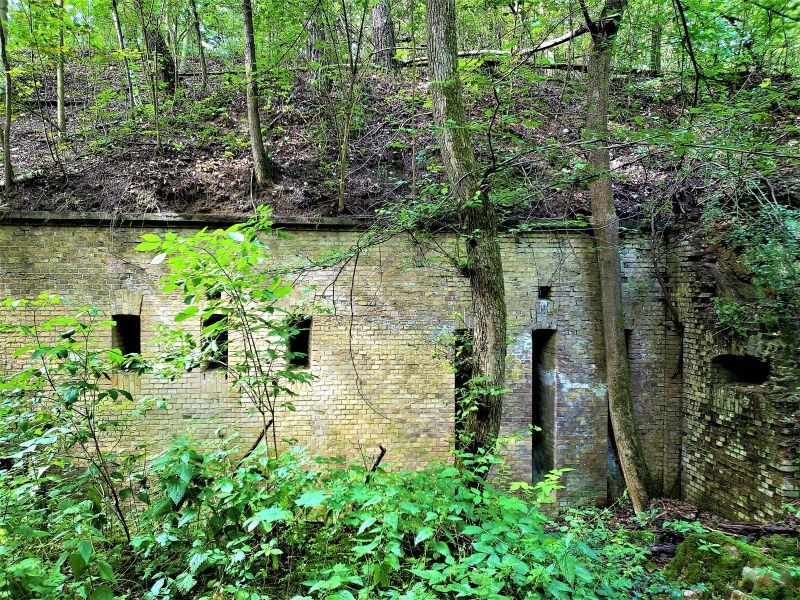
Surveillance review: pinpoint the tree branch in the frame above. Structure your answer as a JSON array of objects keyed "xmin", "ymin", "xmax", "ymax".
[{"xmin": 398, "ymin": 14, "xmax": 620, "ymax": 67}]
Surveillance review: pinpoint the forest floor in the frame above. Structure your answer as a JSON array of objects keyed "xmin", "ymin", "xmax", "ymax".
[{"xmin": 0, "ymin": 62, "xmax": 708, "ymax": 222}]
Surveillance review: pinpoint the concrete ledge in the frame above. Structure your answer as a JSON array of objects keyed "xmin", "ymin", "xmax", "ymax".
[
  {"xmin": 0, "ymin": 210, "xmax": 371, "ymax": 231},
  {"xmin": 0, "ymin": 210, "xmax": 644, "ymax": 235}
]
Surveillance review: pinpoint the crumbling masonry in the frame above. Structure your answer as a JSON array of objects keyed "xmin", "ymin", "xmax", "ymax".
[{"xmin": 0, "ymin": 212, "xmax": 795, "ymax": 519}]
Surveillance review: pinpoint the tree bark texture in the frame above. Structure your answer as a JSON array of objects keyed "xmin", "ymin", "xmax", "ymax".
[
  {"xmin": 305, "ymin": 16, "xmax": 330, "ymax": 92},
  {"xmin": 144, "ymin": 26, "xmax": 176, "ymax": 95},
  {"xmin": 188, "ymin": 0, "xmax": 208, "ymax": 92},
  {"xmin": 110, "ymin": 0, "xmax": 135, "ymax": 108},
  {"xmin": 650, "ymin": 26, "xmax": 662, "ymax": 74},
  {"xmin": 426, "ymin": 0, "xmax": 507, "ymax": 457},
  {"xmin": 0, "ymin": 0, "xmax": 13, "ymax": 188},
  {"xmin": 241, "ymin": 0, "xmax": 275, "ymax": 185},
  {"xmin": 585, "ymin": 0, "xmax": 651, "ymax": 513},
  {"xmin": 372, "ymin": 0, "xmax": 397, "ymax": 70}
]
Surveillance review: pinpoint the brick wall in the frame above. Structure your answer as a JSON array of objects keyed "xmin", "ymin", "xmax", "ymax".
[
  {"xmin": 0, "ymin": 212, "xmax": 681, "ymax": 505},
  {"xmin": 669, "ymin": 238, "xmax": 799, "ymax": 520}
]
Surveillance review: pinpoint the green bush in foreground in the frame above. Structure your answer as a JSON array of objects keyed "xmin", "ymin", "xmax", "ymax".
[{"xmin": 1, "ymin": 434, "xmax": 681, "ymax": 600}]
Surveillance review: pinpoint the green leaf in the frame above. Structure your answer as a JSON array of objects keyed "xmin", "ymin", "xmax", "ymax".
[
  {"xmin": 151, "ymin": 252, "xmax": 168, "ymax": 265},
  {"xmin": 174, "ymin": 305, "xmax": 199, "ymax": 322},
  {"xmin": 414, "ymin": 526, "xmax": 434, "ymax": 545},
  {"xmin": 245, "ymin": 506, "xmax": 291, "ymax": 531},
  {"xmin": 166, "ymin": 479, "xmax": 188, "ymax": 505},
  {"xmin": 77, "ymin": 540, "xmax": 93, "ymax": 564},
  {"xmin": 68, "ymin": 552, "xmax": 86, "ymax": 576},
  {"xmin": 98, "ymin": 560, "xmax": 116, "ymax": 582},
  {"xmin": 228, "ymin": 231, "xmax": 245, "ymax": 242},
  {"xmin": 295, "ymin": 489, "xmax": 328, "ymax": 508},
  {"xmin": 90, "ymin": 585, "xmax": 115, "ymax": 600}
]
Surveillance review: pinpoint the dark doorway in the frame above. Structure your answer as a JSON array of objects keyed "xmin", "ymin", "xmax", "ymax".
[
  {"xmin": 201, "ymin": 314, "xmax": 228, "ymax": 370},
  {"xmin": 532, "ymin": 329, "xmax": 556, "ymax": 482},
  {"xmin": 711, "ymin": 354, "xmax": 770, "ymax": 385}
]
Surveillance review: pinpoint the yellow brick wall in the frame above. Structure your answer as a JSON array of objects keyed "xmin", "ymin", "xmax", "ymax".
[{"xmin": 0, "ymin": 213, "xmax": 681, "ymax": 503}]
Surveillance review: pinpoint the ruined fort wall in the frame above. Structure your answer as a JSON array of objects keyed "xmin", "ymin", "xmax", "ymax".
[
  {"xmin": 669, "ymin": 239, "xmax": 799, "ymax": 520},
  {"xmin": 0, "ymin": 213, "xmax": 680, "ymax": 504}
]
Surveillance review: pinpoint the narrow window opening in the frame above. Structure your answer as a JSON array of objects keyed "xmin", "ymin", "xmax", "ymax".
[
  {"xmin": 288, "ymin": 317, "xmax": 312, "ymax": 368},
  {"xmin": 711, "ymin": 354, "xmax": 770, "ymax": 385},
  {"xmin": 202, "ymin": 314, "xmax": 228, "ymax": 370},
  {"xmin": 532, "ymin": 328, "xmax": 557, "ymax": 482},
  {"xmin": 607, "ymin": 416, "xmax": 626, "ymax": 501},
  {"xmin": 111, "ymin": 314, "xmax": 141, "ymax": 355},
  {"xmin": 624, "ymin": 328, "xmax": 633, "ymax": 359},
  {"xmin": 453, "ymin": 328, "xmax": 473, "ymax": 451},
  {"xmin": 538, "ymin": 285, "xmax": 552, "ymax": 300}
]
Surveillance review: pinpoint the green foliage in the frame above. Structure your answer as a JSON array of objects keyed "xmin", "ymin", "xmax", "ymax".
[
  {"xmin": 706, "ymin": 202, "xmax": 800, "ymax": 336},
  {"xmin": 1, "ymin": 433, "xmax": 682, "ymax": 599}
]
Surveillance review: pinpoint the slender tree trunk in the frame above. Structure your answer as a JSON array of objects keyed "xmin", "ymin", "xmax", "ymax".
[
  {"xmin": 0, "ymin": 0, "xmax": 13, "ymax": 188},
  {"xmin": 426, "ymin": 0, "xmax": 507, "ymax": 458},
  {"xmin": 110, "ymin": 0, "xmax": 135, "ymax": 108},
  {"xmin": 650, "ymin": 25, "xmax": 661, "ymax": 74},
  {"xmin": 188, "ymin": 0, "xmax": 208, "ymax": 92},
  {"xmin": 56, "ymin": 0, "xmax": 66, "ymax": 135},
  {"xmin": 133, "ymin": 0, "xmax": 162, "ymax": 152},
  {"xmin": 241, "ymin": 0, "xmax": 275, "ymax": 185},
  {"xmin": 583, "ymin": 0, "xmax": 651, "ymax": 513},
  {"xmin": 306, "ymin": 16, "xmax": 330, "ymax": 92},
  {"xmin": 372, "ymin": 0, "xmax": 397, "ymax": 70}
]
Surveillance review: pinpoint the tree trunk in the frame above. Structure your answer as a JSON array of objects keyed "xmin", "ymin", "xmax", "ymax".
[
  {"xmin": 372, "ymin": 0, "xmax": 397, "ymax": 70},
  {"xmin": 306, "ymin": 16, "xmax": 330, "ymax": 91},
  {"xmin": 110, "ymin": 0, "xmax": 135, "ymax": 108},
  {"xmin": 188, "ymin": 0, "xmax": 208, "ymax": 92},
  {"xmin": 0, "ymin": 0, "xmax": 13, "ymax": 188},
  {"xmin": 145, "ymin": 26, "xmax": 176, "ymax": 95},
  {"xmin": 241, "ymin": 0, "xmax": 275, "ymax": 186},
  {"xmin": 56, "ymin": 0, "xmax": 66, "ymax": 134},
  {"xmin": 426, "ymin": 0, "xmax": 507, "ymax": 458},
  {"xmin": 650, "ymin": 25, "xmax": 661, "ymax": 74},
  {"xmin": 133, "ymin": 0, "xmax": 162, "ymax": 151},
  {"xmin": 584, "ymin": 0, "xmax": 651, "ymax": 513}
]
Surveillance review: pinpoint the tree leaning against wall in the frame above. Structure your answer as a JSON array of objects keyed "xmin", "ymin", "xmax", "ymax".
[
  {"xmin": 581, "ymin": 0, "xmax": 651, "ymax": 513},
  {"xmin": 425, "ymin": 0, "xmax": 508, "ymax": 461}
]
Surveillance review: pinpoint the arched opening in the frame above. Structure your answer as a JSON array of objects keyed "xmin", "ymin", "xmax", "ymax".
[{"xmin": 711, "ymin": 354, "xmax": 771, "ymax": 385}]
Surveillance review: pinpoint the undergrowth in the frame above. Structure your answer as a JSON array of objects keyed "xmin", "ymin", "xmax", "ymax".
[{"xmin": 0, "ymin": 436, "xmax": 681, "ymax": 599}]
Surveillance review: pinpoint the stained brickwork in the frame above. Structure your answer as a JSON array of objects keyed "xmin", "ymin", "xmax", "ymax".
[
  {"xmin": 669, "ymin": 239, "xmax": 799, "ymax": 520},
  {"xmin": 0, "ymin": 213, "xmax": 682, "ymax": 505}
]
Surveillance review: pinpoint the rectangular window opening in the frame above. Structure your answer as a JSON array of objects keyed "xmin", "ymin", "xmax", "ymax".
[
  {"xmin": 111, "ymin": 314, "xmax": 141, "ymax": 356},
  {"xmin": 202, "ymin": 314, "xmax": 228, "ymax": 370},
  {"xmin": 538, "ymin": 286, "xmax": 552, "ymax": 300},
  {"xmin": 453, "ymin": 328, "xmax": 473, "ymax": 452},
  {"xmin": 288, "ymin": 317, "xmax": 312, "ymax": 368},
  {"xmin": 532, "ymin": 328, "xmax": 556, "ymax": 482}
]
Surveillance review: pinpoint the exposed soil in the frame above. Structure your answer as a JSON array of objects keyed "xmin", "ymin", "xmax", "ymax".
[{"xmin": 0, "ymin": 60, "xmax": 703, "ymax": 222}]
